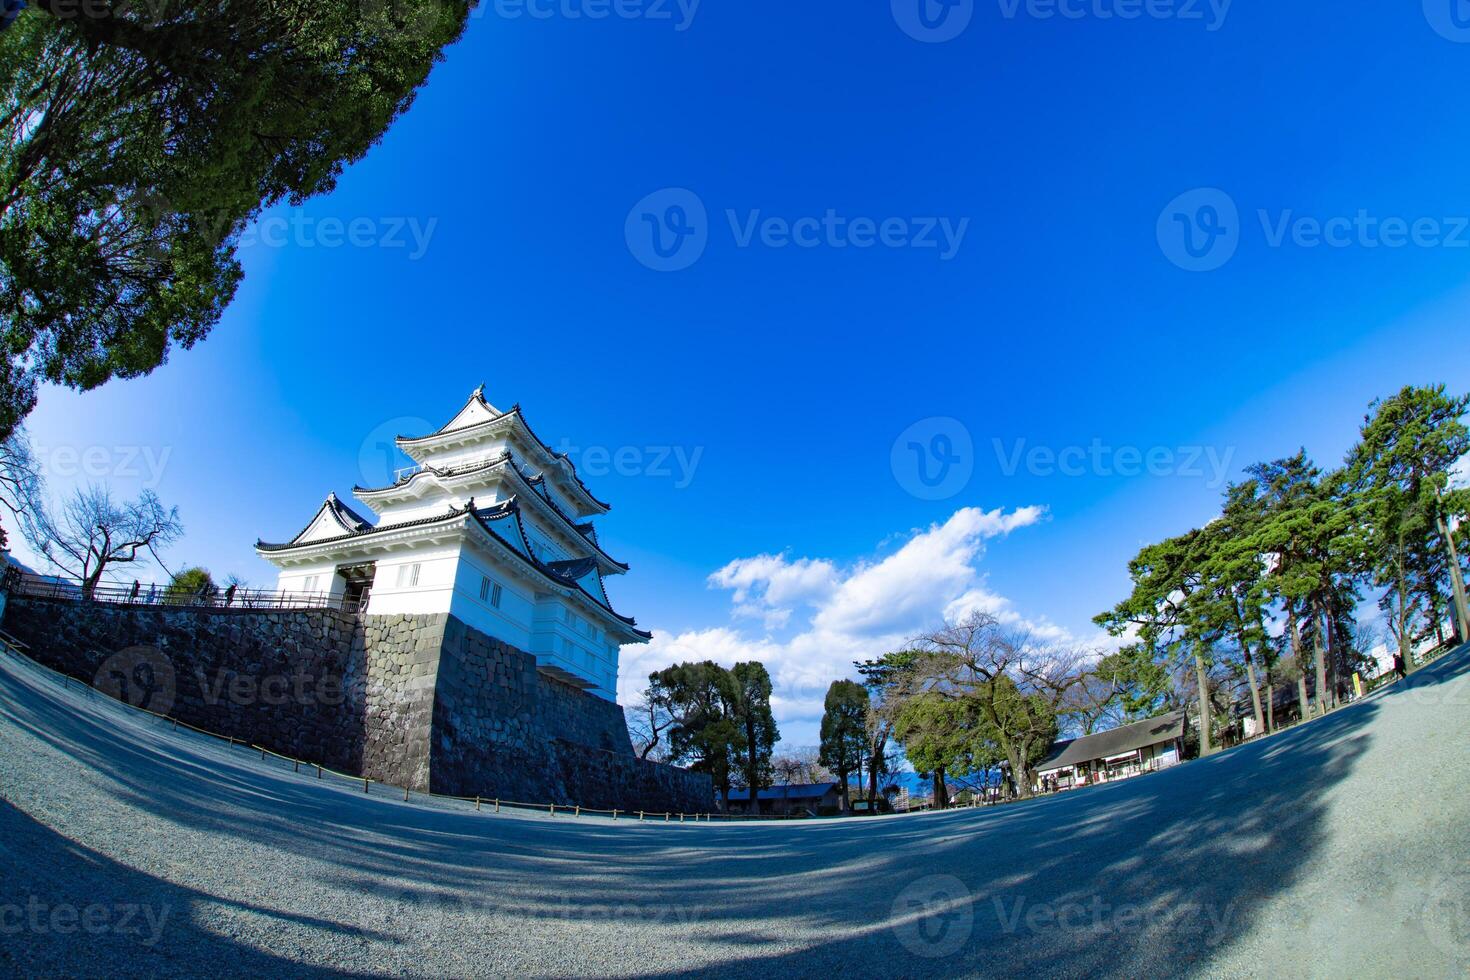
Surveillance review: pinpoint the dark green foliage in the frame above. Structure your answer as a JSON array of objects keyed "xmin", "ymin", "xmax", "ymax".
[
  {"xmin": 818, "ymin": 679, "xmax": 867, "ymax": 807},
  {"xmin": 730, "ymin": 661, "xmax": 779, "ymax": 794},
  {"xmin": 0, "ymin": 1, "xmax": 472, "ymax": 435}
]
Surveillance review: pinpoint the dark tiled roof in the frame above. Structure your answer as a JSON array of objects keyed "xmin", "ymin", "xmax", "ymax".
[
  {"xmin": 269, "ymin": 492, "xmax": 375, "ymax": 549},
  {"xmin": 1037, "ymin": 711, "xmax": 1186, "ymax": 772},
  {"xmin": 727, "ymin": 782, "xmax": 839, "ymax": 802},
  {"xmin": 394, "ymin": 393, "xmax": 610, "ymax": 513},
  {"xmin": 546, "ymin": 558, "xmax": 599, "ymax": 581},
  {"xmin": 353, "ymin": 451, "xmax": 628, "ymax": 572},
  {"xmin": 256, "ymin": 497, "xmax": 650, "ymax": 640},
  {"xmin": 256, "ymin": 500, "xmax": 513, "ymax": 552}
]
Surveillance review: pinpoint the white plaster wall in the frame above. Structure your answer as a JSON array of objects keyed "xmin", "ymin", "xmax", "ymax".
[
  {"xmin": 275, "ymin": 562, "xmax": 347, "ymax": 599},
  {"xmin": 448, "ymin": 548, "xmax": 538, "ymax": 652},
  {"xmin": 362, "ymin": 543, "xmax": 462, "ymax": 617}
]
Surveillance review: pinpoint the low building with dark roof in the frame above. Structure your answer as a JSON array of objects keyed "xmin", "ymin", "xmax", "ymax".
[
  {"xmin": 1034, "ymin": 711, "xmax": 1186, "ymax": 792},
  {"xmin": 726, "ymin": 782, "xmax": 846, "ymax": 817}
]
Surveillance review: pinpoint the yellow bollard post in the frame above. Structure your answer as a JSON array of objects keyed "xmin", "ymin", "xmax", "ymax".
[
  {"xmin": 575, "ymin": 806, "xmax": 581, "ymax": 818},
  {"xmin": 476, "ymin": 796, "xmax": 481, "ymax": 812}
]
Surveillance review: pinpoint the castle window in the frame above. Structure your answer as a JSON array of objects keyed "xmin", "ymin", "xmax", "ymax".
[
  {"xmin": 303, "ymin": 575, "xmax": 319, "ymax": 593},
  {"xmin": 396, "ymin": 563, "xmax": 421, "ymax": 588}
]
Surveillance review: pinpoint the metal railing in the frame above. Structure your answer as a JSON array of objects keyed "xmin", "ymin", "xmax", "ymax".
[{"xmin": 8, "ymin": 574, "xmax": 363, "ymax": 613}]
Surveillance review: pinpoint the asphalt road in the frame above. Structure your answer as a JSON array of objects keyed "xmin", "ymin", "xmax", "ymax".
[{"xmin": 0, "ymin": 644, "xmax": 1467, "ymax": 978}]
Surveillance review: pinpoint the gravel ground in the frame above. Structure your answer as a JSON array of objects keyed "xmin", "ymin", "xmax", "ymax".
[{"xmin": 0, "ymin": 645, "xmax": 1467, "ymax": 979}]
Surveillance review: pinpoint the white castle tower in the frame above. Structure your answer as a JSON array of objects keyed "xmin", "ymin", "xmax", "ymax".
[{"xmin": 256, "ymin": 388, "xmax": 647, "ymax": 700}]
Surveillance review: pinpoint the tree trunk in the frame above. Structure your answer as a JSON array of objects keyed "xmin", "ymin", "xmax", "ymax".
[
  {"xmin": 1322, "ymin": 600, "xmax": 1340, "ymax": 708},
  {"xmin": 1264, "ymin": 659, "xmax": 1276, "ymax": 733},
  {"xmin": 1193, "ymin": 651, "xmax": 1213, "ymax": 756},
  {"xmin": 1435, "ymin": 509, "xmax": 1470, "ymax": 645},
  {"xmin": 1311, "ymin": 599, "xmax": 1331, "ymax": 715},
  {"xmin": 82, "ymin": 566, "xmax": 106, "ymax": 601},
  {"xmin": 933, "ymin": 768, "xmax": 948, "ymax": 810},
  {"xmin": 867, "ymin": 726, "xmax": 887, "ymax": 804},
  {"xmin": 1234, "ymin": 621, "xmax": 1266, "ymax": 738},
  {"xmin": 1287, "ymin": 604, "xmax": 1311, "ymax": 723}
]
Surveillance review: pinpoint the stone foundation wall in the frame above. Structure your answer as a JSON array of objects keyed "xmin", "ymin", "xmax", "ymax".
[
  {"xmin": 3, "ymin": 595, "xmax": 712, "ymax": 813},
  {"xmin": 3, "ymin": 595, "xmax": 366, "ymax": 773}
]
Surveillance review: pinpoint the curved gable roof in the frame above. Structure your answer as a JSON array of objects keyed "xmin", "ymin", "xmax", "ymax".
[{"xmin": 393, "ymin": 389, "xmax": 610, "ymax": 514}]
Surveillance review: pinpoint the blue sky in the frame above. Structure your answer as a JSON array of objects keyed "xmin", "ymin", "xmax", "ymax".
[{"xmin": 17, "ymin": 2, "xmax": 1470, "ymax": 747}]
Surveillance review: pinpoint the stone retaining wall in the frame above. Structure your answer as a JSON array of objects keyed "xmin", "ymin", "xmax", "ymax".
[
  {"xmin": 2, "ymin": 594, "xmax": 712, "ymax": 813},
  {"xmin": 4, "ymin": 595, "xmax": 366, "ymax": 774}
]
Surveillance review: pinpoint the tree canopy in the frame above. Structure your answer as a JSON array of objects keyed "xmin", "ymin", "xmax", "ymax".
[{"xmin": 0, "ymin": 0, "xmax": 472, "ymax": 436}]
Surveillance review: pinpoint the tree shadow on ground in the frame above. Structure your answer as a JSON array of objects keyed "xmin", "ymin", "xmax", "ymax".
[{"xmin": 0, "ymin": 645, "xmax": 1466, "ymax": 976}]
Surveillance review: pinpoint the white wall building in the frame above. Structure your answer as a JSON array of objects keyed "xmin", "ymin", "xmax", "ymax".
[{"xmin": 256, "ymin": 388, "xmax": 648, "ymax": 700}]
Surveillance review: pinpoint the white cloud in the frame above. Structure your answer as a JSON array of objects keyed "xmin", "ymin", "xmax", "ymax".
[{"xmin": 622, "ymin": 505, "xmax": 1069, "ymax": 748}]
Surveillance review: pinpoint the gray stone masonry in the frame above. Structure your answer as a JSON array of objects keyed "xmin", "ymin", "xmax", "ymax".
[{"xmin": 3, "ymin": 594, "xmax": 712, "ymax": 813}]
